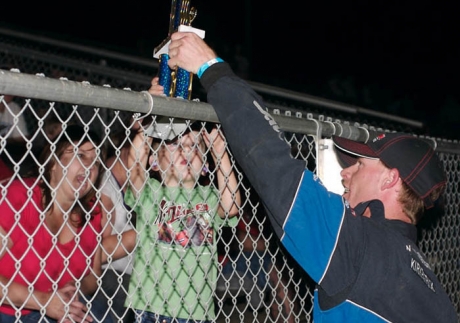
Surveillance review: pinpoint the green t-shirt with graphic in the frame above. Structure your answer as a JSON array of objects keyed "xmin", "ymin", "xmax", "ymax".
[{"xmin": 124, "ymin": 178, "xmax": 237, "ymax": 320}]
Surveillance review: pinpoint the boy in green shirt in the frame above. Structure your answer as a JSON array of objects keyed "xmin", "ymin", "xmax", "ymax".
[{"xmin": 125, "ymin": 85, "xmax": 240, "ymax": 322}]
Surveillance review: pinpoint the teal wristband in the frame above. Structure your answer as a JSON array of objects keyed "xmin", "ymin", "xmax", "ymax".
[{"xmin": 197, "ymin": 57, "xmax": 224, "ymax": 78}]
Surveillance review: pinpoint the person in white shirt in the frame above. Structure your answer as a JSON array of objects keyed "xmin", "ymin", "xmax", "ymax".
[
  {"xmin": 98, "ymin": 134, "xmax": 137, "ymax": 323},
  {"xmin": 0, "ymin": 93, "xmax": 29, "ymax": 140}
]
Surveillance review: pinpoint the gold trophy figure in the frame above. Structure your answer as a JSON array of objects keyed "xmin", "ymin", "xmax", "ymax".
[{"xmin": 154, "ymin": 0, "xmax": 204, "ymax": 99}]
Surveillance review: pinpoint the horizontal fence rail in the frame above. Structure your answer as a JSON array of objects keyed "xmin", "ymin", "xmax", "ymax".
[{"xmin": 0, "ymin": 69, "xmax": 372, "ymax": 142}]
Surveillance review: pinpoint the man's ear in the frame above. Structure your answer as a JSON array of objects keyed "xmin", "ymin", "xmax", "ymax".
[{"xmin": 382, "ymin": 168, "xmax": 400, "ymax": 190}]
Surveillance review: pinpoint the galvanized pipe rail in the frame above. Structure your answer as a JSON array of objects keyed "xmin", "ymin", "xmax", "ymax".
[{"xmin": 0, "ymin": 69, "xmax": 369, "ymax": 142}]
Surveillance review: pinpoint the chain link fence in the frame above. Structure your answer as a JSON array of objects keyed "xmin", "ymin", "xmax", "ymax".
[{"xmin": 1, "ymin": 28, "xmax": 459, "ymax": 322}]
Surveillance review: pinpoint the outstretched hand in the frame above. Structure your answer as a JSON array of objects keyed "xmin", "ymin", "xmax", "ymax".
[{"xmin": 167, "ymin": 32, "xmax": 218, "ymax": 74}]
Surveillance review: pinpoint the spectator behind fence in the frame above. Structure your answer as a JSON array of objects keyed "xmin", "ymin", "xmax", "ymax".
[
  {"xmin": 0, "ymin": 125, "xmax": 113, "ymax": 323},
  {"xmin": 218, "ymin": 204, "xmax": 298, "ymax": 322},
  {"xmin": 1, "ymin": 66, "xmax": 30, "ymax": 141},
  {"xmin": 97, "ymin": 126, "xmax": 137, "ymax": 323},
  {"xmin": 124, "ymin": 96, "xmax": 241, "ymax": 323},
  {"xmin": 31, "ymin": 112, "xmax": 64, "ymax": 157},
  {"xmin": 0, "ymin": 140, "xmax": 35, "ymax": 184},
  {"xmin": 164, "ymin": 32, "xmax": 458, "ymax": 323},
  {"xmin": 1, "ymin": 114, "xmax": 63, "ymax": 185},
  {"xmin": 0, "ymin": 93, "xmax": 29, "ymax": 141}
]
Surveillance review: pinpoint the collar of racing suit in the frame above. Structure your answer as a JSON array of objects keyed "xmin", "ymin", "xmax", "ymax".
[{"xmin": 353, "ymin": 199, "xmax": 418, "ymax": 243}]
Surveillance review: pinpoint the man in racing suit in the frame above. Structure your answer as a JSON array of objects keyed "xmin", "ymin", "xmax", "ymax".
[{"xmin": 157, "ymin": 31, "xmax": 458, "ymax": 323}]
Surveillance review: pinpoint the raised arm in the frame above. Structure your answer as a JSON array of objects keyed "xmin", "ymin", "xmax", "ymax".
[
  {"xmin": 167, "ymin": 32, "xmax": 307, "ymax": 236},
  {"xmin": 127, "ymin": 123, "xmax": 153, "ymax": 197},
  {"xmin": 203, "ymin": 128, "xmax": 241, "ymax": 218},
  {"xmin": 148, "ymin": 77, "xmax": 241, "ymax": 217}
]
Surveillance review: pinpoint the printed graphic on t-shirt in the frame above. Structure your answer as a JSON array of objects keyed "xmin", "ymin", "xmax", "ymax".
[{"xmin": 157, "ymin": 199, "xmax": 213, "ymax": 247}]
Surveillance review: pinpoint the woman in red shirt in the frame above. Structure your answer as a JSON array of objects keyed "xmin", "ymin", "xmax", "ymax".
[{"xmin": 0, "ymin": 125, "xmax": 109, "ymax": 323}]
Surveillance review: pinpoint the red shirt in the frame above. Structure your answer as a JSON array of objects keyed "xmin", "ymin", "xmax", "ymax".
[{"xmin": 0, "ymin": 178, "xmax": 102, "ymax": 315}]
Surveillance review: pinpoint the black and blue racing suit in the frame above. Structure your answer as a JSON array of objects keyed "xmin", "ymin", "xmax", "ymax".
[{"xmin": 199, "ymin": 62, "xmax": 458, "ymax": 323}]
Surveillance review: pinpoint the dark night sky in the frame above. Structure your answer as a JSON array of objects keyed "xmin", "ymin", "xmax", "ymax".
[{"xmin": 1, "ymin": 0, "xmax": 459, "ymax": 139}]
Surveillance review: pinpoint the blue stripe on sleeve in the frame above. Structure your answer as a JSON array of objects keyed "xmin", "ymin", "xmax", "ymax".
[{"xmin": 280, "ymin": 170, "xmax": 345, "ymax": 282}]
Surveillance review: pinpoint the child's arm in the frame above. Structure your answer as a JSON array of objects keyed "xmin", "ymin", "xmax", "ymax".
[
  {"xmin": 99, "ymin": 193, "xmax": 136, "ymax": 264},
  {"xmin": 203, "ymin": 128, "xmax": 241, "ymax": 218},
  {"xmin": 127, "ymin": 120, "xmax": 153, "ymax": 197}
]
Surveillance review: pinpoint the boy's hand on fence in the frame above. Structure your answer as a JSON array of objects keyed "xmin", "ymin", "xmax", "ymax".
[{"xmin": 148, "ymin": 77, "xmax": 166, "ymax": 97}]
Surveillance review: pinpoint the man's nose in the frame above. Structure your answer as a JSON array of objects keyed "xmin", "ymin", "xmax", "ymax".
[{"xmin": 340, "ymin": 165, "xmax": 352, "ymax": 178}]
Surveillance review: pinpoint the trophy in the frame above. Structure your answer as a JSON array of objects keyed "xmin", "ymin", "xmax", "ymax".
[
  {"xmin": 153, "ymin": 0, "xmax": 205, "ymax": 100},
  {"xmin": 147, "ymin": 0, "xmax": 205, "ymax": 141}
]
